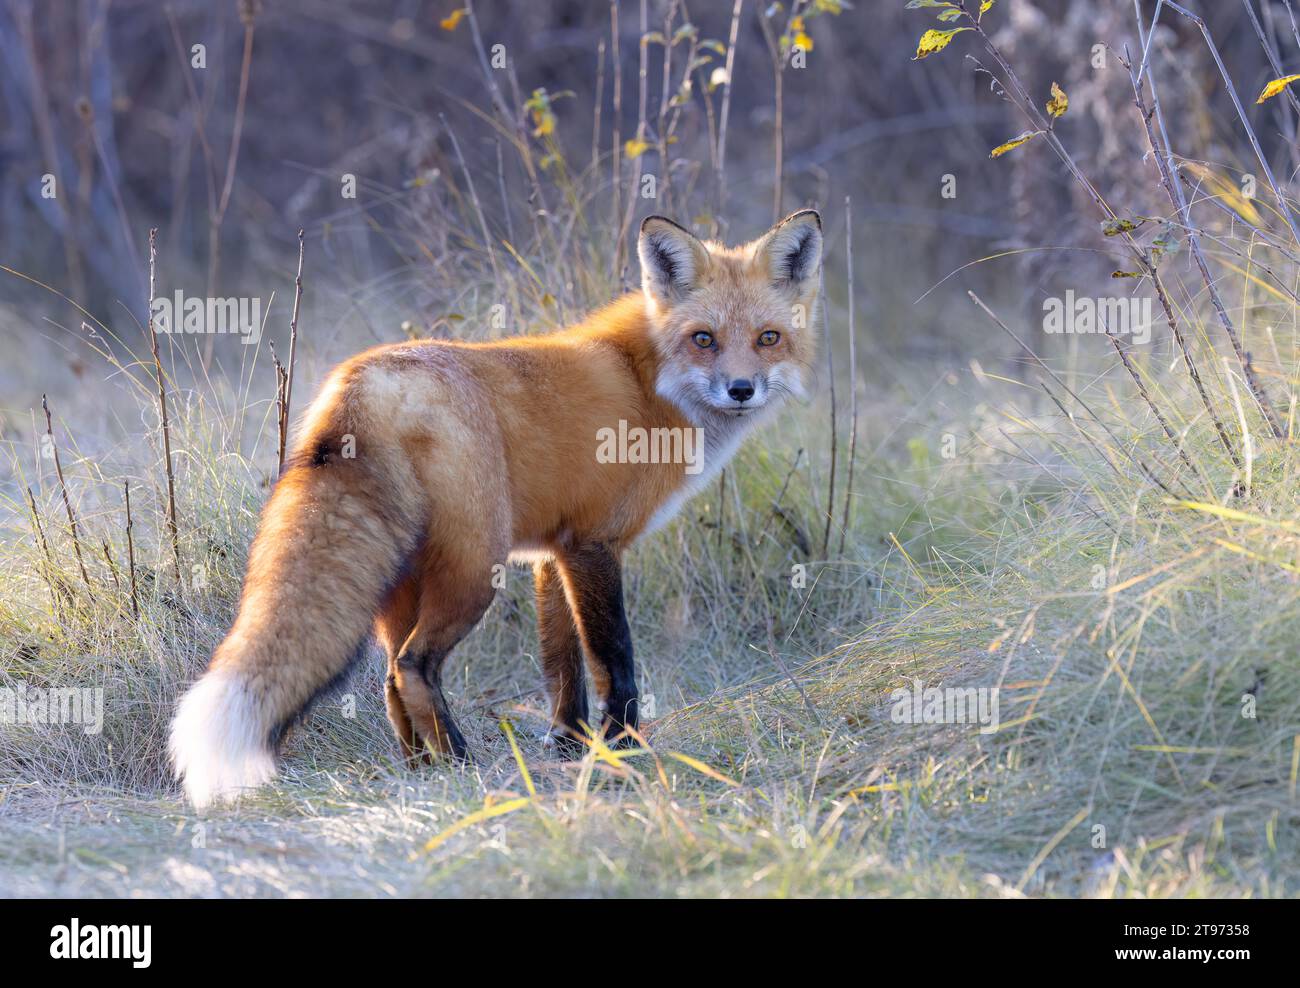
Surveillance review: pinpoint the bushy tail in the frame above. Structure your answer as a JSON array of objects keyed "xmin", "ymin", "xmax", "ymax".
[{"xmin": 170, "ymin": 442, "xmax": 418, "ymax": 810}]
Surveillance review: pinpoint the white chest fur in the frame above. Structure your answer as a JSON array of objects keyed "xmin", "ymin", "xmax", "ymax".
[{"xmin": 642, "ymin": 411, "xmax": 765, "ymax": 535}]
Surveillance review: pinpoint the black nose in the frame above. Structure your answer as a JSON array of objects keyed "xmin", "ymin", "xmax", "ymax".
[{"xmin": 727, "ymin": 379, "xmax": 755, "ymax": 403}]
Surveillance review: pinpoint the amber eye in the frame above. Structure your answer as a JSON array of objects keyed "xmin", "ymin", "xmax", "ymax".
[
  {"xmin": 692, "ymin": 330, "xmax": 715, "ymax": 349},
  {"xmin": 758, "ymin": 329, "xmax": 781, "ymax": 347}
]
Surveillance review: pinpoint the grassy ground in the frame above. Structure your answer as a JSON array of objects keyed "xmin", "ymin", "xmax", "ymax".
[
  {"xmin": 2, "ymin": 337, "xmax": 1296, "ymax": 897},
  {"xmin": 2, "ymin": 0, "xmax": 1297, "ymax": 898}
]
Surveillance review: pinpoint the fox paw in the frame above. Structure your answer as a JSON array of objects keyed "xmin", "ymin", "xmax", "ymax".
[{"xmin": 540, "ymin": 728, "xmax": 586, "ymax": 759}]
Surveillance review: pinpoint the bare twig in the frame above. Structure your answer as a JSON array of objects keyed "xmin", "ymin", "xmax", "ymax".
[
  {"xmin": 952, "ymin": 7, "xmax": 1248, "ymax": 469},
  {"xmin": 714, "ymin": 0, "xmax": 744, "ymax": 223},
  {"xmin": 206, "ymin": 1, "xmax": 259, "ymax": 366},
  {"xmin": 821, "ymin": 268, "xmax": 837, "ymax": 560},
  {"xmin": 1240, "ymin": 0, "xmax": 1300, "ymax": 120},
  {"xmin": 271, "ymin": 341, "xmax": 290, "ymax": 474},
  {"xmin": 592, "ymin": 38, "xmax": 606, "ymax": 181},
  {"xmin": 610, "ymin": 1, "xmax": 624, "ymax": 278},
  {"xmin": 25, "ymin": 485, "xmax": 63, "ymax": 613},
  {"xmin": 1147, "ymin": 274, "xmax": 1242, "ymax": 469},
  {"xmin": 279, "ymin": 229, "xmax": 305, "ymax": 474},
  {"xmin": 1102, "ymin": 325, "xmax": 1202, "ymax": 484},
  {"xmin": 655, "ymin": 1, "xmax": 681, "ymax": 213},
  {"xmin": 756, "ymin": 448, "xmax": 805, "ymax": 550},
  {"xmin": 838, "ymin": 199, "xmax": 858, "ymax": 555},
  {"xmin": 615, "ymin": 0, "xmax": 651, "ymax": 281},
  {"xmin": 124, "ymin": 481, "xmax": 139, "ymax": 619},
  {"xmin": 1162, "ymin": 2, "xmax": 1300, "ymax": 246},
  {"xmin": 101, "ymin": 540, "xmax": 121, "ymax": 598},
  {"xmin": 1133, "ymin": 0, "xmax": 1165, "ymax": 85},
  {"xmin": 146, "ymin": 229, "xmax": 182, "ymax": 582},
  {"xmin": 464, "ymin": 0, "xmax": 546, "ymax": 215},
  {"xmin": 968, "ymin": 292, "xmax": 1192, "ymax": 494},
  {"xmin": 1126, "ymin": 46, "xmax": 1285, "ymax": 438},
  {"xmin": 463, "ymin": 0, "xmax": 514, "ymax": 123},
  {"xmin": 442, "ymin": 113, "xmax": 502, "ymax": 288},
  {"xmin": 757, "ymin": 1, "xmax": 807, "ymax": 223},
  {"xmin": 41, "ymin": 395, "xmax": 92, "ymax": 594}
]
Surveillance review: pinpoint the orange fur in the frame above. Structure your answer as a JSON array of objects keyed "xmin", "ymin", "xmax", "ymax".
[{"xmin": 170, "ymin": 210, "xmax": 823, "ymax": 808}]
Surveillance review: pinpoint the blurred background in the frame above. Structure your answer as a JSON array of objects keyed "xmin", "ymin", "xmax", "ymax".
[{"xmin": 0, "ymin": 0, "xmax": 1286, "ymax": 416}]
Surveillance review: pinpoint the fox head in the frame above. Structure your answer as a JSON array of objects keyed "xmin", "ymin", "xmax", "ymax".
[{"xmin": 638, "ymin": 210, "xmax": 823, "ymax": 421}]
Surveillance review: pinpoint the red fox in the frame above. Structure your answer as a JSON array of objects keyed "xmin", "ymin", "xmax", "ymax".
[{"xmin": 170, "ymin": 209, "xmax": 823, "ymax": 808}]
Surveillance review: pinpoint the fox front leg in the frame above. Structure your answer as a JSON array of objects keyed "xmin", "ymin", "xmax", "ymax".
[{"xmin": 557, "ymin": 541, "xmax": 638, "ymax": 746}]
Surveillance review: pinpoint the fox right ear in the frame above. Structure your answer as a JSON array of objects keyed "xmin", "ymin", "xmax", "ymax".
[{"xmin": 638, "ymin": 216, "xmax": 707, "ymax": 310}]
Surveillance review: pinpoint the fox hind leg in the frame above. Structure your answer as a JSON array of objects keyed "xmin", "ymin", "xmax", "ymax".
[
  {"xmin": 390, "ymin": 545, "xmax": 497, "ymax": 763},
  {"xmin": 375, "ymin": 574, "xmax": 421, "ymax": 762},
  {"xmin": 535, "ymin": 559, "xmax": 589, "ymax": 757}
]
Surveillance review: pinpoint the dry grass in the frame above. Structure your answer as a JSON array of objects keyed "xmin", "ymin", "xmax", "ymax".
[
  {"xmin": 2, "ymin": 349, "xmax": 1296, "ymax": 897},
  {"xmin": 1, "ymin": 1, "xmax": 1298, "ymax": 898}
]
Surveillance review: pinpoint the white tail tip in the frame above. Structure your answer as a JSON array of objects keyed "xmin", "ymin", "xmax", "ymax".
[{"xmin": 169, "ymin": 668, "xmax": 276, "ymax": 810}]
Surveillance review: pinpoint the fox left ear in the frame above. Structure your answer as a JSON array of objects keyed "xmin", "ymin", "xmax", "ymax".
[{"xmin": 757, "ymin": 209, "xmax": 822, "ymax": 293}]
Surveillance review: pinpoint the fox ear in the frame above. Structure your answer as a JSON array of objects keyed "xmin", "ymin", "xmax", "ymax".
[
  {"xmin": 757, "ymin": 209, "xmax": 822, "ymax": 293},
  {"xmin": 638, "ymin": 216, "xmax": 708, "ymax": 308}
]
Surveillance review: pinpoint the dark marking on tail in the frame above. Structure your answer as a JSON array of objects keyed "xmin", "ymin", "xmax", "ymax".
[
  {"xmin": 266, "ymin": 534, "xmax": 426, "ymax": 750},
  {"xmin": 268, "ymin": 637, "xmax": 371, "ymax": 751}
]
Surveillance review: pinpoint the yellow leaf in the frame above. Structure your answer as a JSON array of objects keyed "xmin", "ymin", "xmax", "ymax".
[
  {"xmin": 1100, "ymin": 217, "xmax": 1142, "ymax": 236},
  {"xmin": 1256, "ymin": 73, "xmax": 1300, "ymax": 103},
  {"xmin": 624, "ymin": 137, "xmax": 651, "ymax": 158},
  {"xmin": 989, "ymin": 129, "xmax": 1042, "ymax": 158},
  {"xmin": 793, "ymin": 30, "xmax": 814, "ymax": 50},
  {"xmin": 1179, "ymin": 162, "xmax": 1263, "ymax": 226},
  {"xmin": 440, "ymin": 8, "xmax": 466, "ymax": 31},
  {"xmin": 980, "ymin": 0, "xmax": 995, "ymax": 14},
  {"xmin": 913, "ymin": 27, "xmax": 969, "ymax": 61},
  {"xmin": 1046, "ymin": 81, "xmax": 1068, "ymax": 118}
]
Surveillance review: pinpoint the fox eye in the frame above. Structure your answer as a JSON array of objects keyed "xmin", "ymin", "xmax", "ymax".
[
  {"xmin": 758, "ymin": 329, "xmax": 780, "ymax": 347},
  {"xmin": 692, "ymin": 330, "xmax": 715, "ymax": 349}
]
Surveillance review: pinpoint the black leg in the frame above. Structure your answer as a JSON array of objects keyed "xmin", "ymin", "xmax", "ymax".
[
  {"xmin": 394, "ymin": 644, "xmax": 470, "ymax": 761},
  {"xmin": 557, "ymin": 541, "xmax": 638, "ymax": 745}
]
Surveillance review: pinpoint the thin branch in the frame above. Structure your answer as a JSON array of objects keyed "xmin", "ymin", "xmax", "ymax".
[
  {"xmin": 838, "ymin": 198, "xmax": 858, "ymax": 555},
  {"xmin": 280, "ymin": 229, "xmax": 305, "ymax": 474},
  {"xmin": 146, "ymin": 228, "xmax": 182, "ymax": 582},
  {"xmin": 1127, "ymin": 51, "xmax": 1284, "ymax": 438},
  {"xmin": 124, "ymin": 481, "xmax": 139, "ymax": 619},
  {"xmin": 41, "ymin": 395, "xmax": 92, "ymax": 594},
  {"xmin": 26, "ymin": 485, "xmax": 63, "ymax": 614}
]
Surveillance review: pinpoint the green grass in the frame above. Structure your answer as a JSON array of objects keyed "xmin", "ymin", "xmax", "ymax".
[
  {"xmin": 2, "ymin": 338, "xmax": 1296, "ymax": 897},
  {"xmin": 3, "ymin": 0, "xmax": 1297, "ymax": 892}
]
